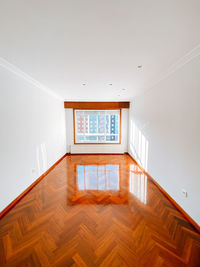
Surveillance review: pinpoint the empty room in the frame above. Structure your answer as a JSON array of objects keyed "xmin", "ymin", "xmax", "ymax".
[{"xmin": 0, "ymin": 0, "xmax": 200, "ymax": 266}]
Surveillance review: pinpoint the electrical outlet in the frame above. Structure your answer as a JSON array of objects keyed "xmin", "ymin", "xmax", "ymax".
[{"xmin": 181, "ymin": 189, "xmax": 188, "ymax": 198}]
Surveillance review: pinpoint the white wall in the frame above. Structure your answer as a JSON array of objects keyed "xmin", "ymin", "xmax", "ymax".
[
  {"xmin": 0, "ymin": 64, "xmax": 66, "ymax": 212},
  {"xmin": 128, "ymin": 56, "xmax": 200, "ymax": 225},
  {"xmin": 66, "ymin": 108, "xmax": 128, "ymax": 154}
]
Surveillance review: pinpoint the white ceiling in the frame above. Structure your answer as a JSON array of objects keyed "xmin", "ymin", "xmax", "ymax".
[{"xmin": 0, "ymin": 0, "xmax": 200, "ymax": 101}]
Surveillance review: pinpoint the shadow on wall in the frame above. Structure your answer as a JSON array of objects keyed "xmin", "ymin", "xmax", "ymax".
[
  {"xmin": 36, "ymin": 143, "xmax": 47, "ymax": 176},
  {"xmin": 129, "ymin": 120, "xmax": 149, "ymax": 171}
]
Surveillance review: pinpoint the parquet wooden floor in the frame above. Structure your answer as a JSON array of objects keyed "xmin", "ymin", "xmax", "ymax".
[{"xmin": 0, "ymin": 154, "xmax": 200, "ymax": 266}]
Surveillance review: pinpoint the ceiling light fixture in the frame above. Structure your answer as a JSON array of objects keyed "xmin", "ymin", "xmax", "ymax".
[
  {"xmin": 109, "ymin": 83, "xmax": 112, "ymax": 86},
  {"xmin": 82, "ymin": 83, "xmax": 86, "ymax": 86},
  {"xmin": 122, "ymin": 88, "xmax": 126, "ymax": 91},
  {"xmin": 137, "ymin": 65, "xmax": 142, "ymax": 69}
]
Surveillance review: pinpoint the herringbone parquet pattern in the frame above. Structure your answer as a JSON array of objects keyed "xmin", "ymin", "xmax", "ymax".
[{"xmin": 0, "ymin": 154, "xmax": 199, "ymax": 266}]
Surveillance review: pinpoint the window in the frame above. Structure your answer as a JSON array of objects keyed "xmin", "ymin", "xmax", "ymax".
[{"xmin": 74, "ymin": 109, "xmax": 121, "ymax": 144}]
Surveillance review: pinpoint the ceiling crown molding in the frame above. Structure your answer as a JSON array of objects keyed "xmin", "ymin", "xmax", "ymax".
[
  {"xmin": 0, "ymin": 57, "xmax": 63, "ymax": 100},
  {"xmin": 142, "ymin": 43, "xmax": 200, "ymax": 95}
]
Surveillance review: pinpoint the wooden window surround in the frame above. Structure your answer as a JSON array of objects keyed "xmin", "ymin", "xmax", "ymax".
[
  {"xmin": 64, "ymin": 101, "xmax": 130, "ymax": 109},
  {"xmin": 73, "ymin": 109, "xmax": 122, "ymax": 145}
]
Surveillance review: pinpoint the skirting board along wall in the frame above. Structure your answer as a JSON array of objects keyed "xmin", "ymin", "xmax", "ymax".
[
  {"xmin": 128, "ymin": 57, "xmax": 200, "ymax": 229},
  {"xmin": 1, "ymin": 152, "xmax": 199, "ymax": 233},
  {"xmin": 126, "ymin": 153, "xmax": 200, "ymax": 233},
  {"xmin": 0, "ymin": 154, "xmax": 67, "ymax": 220},
  {"xmin": 0, "ymin": 62, "xmax": 66, "ymax": 215}
]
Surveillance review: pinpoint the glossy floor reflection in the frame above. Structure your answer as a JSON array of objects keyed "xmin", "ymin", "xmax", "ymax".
[
  {"xmin": 67, "ymin": 160, "xmax": 129, "ymax": 205},
  {"xmin": 0, "ymin": 154, "xmax": 200, "ymax": 266},
  {"xmin": 77, "ymin": 164, "xmax": 119, "ymax": 191},
  {"xmin": 129, "ymin": 164, "xmax": 147, "ymax": 204}
]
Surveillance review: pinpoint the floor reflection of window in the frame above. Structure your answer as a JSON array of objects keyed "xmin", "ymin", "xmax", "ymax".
[
  {"xmin": 77, "ymin": 165, "xmax": 119, "ymax": 190},
  {"xmin": 129, "ymin": 165, "xmax": 147, "ymax": 204}
]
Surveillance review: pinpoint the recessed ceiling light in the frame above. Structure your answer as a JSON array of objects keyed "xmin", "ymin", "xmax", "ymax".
[
  {"xmin": 137, "ymin": 65, "xmax": 142, "ymax": 69},
  {"xmin": 82, "ymin": 83, "xmax": 86, "ymax": 86}
]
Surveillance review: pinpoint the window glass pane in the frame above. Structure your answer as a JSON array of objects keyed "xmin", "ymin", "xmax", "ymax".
[
  {"xmin": 75, "ymin": 110, "xmax": 120, "ymax": 144},
  {"xmin": 106, "ymin": 135, "xmax": 119, "ymax": 141},
  {"xmin": 98, "ymin": 114, "xmax": 105, "ymax": 133},
  {"xmin": 77, "ymin": 136, "xmax": 84, "ymax": 141},
  {"xmin": 106, "ymin": 115, "xmax": 109, "ymax": 134},
  {"xmin": 89, "ymin": 115, "xmax": 97, "ymax": 133},
  {"xmin": 85, "ymin": 136, "xmax": 97, "ymax": 141},
  {"xmin": 98, "ymin": 136, "xmax": 105, "ymax": 141}
]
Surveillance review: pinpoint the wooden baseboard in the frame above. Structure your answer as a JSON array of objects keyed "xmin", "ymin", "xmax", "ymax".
[
  {"xmin": 2, "ymin": 152, "xmax": 199, "ymax": 233},
  {"xmin": 127, "ymin": 153, "xmax": 200, "ymax": 233},
  {"xmin": 0, "ymin": 153, "xmax": 67, "ymax": 220},
  {"xmin": 68, "ymin": 153, "xmax": 125, "ymax": 155}
]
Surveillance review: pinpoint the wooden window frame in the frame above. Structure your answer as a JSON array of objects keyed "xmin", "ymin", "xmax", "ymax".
[
  {"xmin": 64, "ymin": 101, "xmax": 129, "ymax": 109},
  {"xmin": 73, "ymin": 109, "xmax": 122, "ymax": 145}
]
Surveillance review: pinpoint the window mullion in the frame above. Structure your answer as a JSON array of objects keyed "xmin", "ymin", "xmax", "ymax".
[
  {"xmin": 96, "ymin": 111, "xmax": 99, "ymax": 143},
  {"xmin": 104, "ymin": 111, "xmax": 106, "ymax": 143}
]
